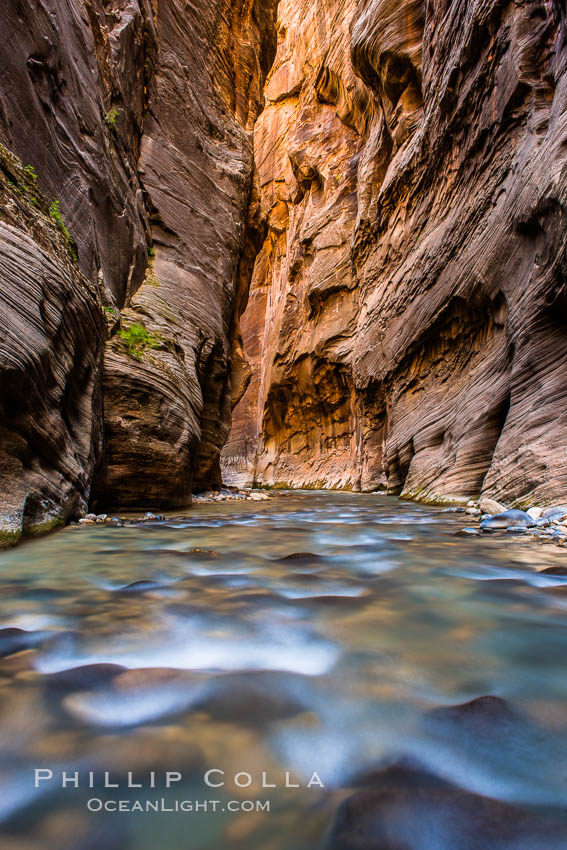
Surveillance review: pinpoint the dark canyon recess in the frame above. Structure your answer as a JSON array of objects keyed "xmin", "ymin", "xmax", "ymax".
[{"xmin": 1, "ymin": 0, "xmax": 566, "ymax": 540}]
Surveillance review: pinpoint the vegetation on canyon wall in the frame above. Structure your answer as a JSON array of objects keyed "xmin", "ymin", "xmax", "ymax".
[
  {"xmin": 0, "ymin": 0, "xmax": 566, "ymax": 543},
  {"xmin": 0, "ymin": 0, "xmax": 279, "ymax": 536}
]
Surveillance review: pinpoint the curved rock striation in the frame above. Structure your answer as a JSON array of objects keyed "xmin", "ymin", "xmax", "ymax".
[
  {"xmin": 97, "ymin": 0, "xmax": 279, "ymax": 509},
  {"xmin": 0, "ymin": 0, "xmax": 279, "ymax": 531},
  {"xmin": 222, "ymin": 0, "xmax": 567, "ymax": 507},
  {"xmin": 1, "ymin": 0, "xmax": 566, "ymax": 534},
  {"xmin": 0, "ymin": 146, "xmax": 105, "ymax": 544}
]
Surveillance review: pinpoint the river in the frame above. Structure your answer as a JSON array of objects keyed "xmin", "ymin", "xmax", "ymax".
[{"xmin": 0, "ymin": 492, "xmax": 566, "ymax": 849}]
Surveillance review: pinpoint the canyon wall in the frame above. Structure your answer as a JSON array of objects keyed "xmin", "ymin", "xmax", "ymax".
[
  {"xmin": 0, "ymin": 0, "xmax": 277, "ymax": 539},
  {"xmin": 1, "ymin": 0, "xmax": 566, "ymax": 541},
  {"xmin": 98, "ymin": 0, "xmax": 278, "ymax": 508},
  {"xmin": 222, "ymin": 0, "xmax": 567, "ymax": 507}
]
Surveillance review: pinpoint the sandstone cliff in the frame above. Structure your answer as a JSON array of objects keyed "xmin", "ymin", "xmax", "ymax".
[
  {"xmin": 1, "ymin": 0, "xmax": 566, "ymax": 541},
  {"xmin": 222, "ymin": 0, "xmax": 567, "ymax": 508},
  {"xmin": 0, "ymin": 145, "xmax": 105, "ymax": 544},
  {"xmin": 0, "ymin": 0, "xmax": 277, "ymax": 538},
  {"xmin": 98, "ymin": 0, "xmax": 278, "ymax": 508}
]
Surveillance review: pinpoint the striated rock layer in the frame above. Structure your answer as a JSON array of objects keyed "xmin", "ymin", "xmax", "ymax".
[
  {"xmin": 0, "ymin": 0, "xmax": 278, "ymax": 536},
  {"xmin": 98, "ymin": 0, "xmax": 278, "ymax": 509},
  {"xmin": 0, "ymin": 146, "xmax": 105, "ymax": 544},
  {"xmin": 222, "ymin": 0, "xmax": 567, "ymax": 507}
]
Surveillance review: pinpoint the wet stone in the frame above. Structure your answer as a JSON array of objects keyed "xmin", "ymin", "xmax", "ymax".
[
  {"xmin": 193, "ymin": 672, "xmax": 306, "ymax": 727},
  {"xmin": 328, "ymin": 762, "xmax": 567, "ymax": 850},
  {"xmin": 425, "ymin": 695, "xmax": 515, "ymax": 728},
  {"xmin": 44, "ymin": 663, "xmax": 127, "ymax": 694},
  {"xmin": 419, "ymin": 694, "xmax": 559, "ymax": 778},
  {"xmin": 480, "ymin": 510, "xmax": 535, "ymax": 530},
  {"xmin": 118, "ymin": 580, "xmax": 165, "ymax": 593},
  {"xmin": 0, "ymin": 627, "xmax": 48, "ymax": 658},
  {"xmin": 542, "ymin": 506, "xmax": 567, "ymax": 522},
  {"xmin": 275, "ymin": 552, "xmax": 326, "ymax": 564},
  {"xmin": 61, "ymin": 670, "xmax": 201, "ymax": 727}
]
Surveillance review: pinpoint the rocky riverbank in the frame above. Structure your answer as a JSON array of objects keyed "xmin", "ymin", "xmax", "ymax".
[
  {"xmin": 452, "ymin": 503, "xmax": 567, "ymax": 549},
  {"xmin": 74, "ymin": 489, "xmax": 273, "ymax": 528}
]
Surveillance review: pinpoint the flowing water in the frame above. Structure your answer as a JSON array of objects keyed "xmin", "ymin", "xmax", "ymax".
[{"xmin": 0, "ymin": 492, "xmax": 567, "ymax": 849}]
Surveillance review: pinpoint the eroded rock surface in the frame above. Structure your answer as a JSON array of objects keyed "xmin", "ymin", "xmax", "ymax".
[
  {"xmin": 222, "ymin": 0, "xmax": 567, "ymax": 507},
  {"xmin": 1, "ymin": 0, "xmax": 566, "ymax": 535},
  {"xmin": 0, "ymin": 0, "xmax": 278, "ymax": 532},
  {"xmin": 0, "ymin": 147, "xmax": 105, "ymax": 544},
  {"xmin": 98, "ymin": 0, "xmax": 278, "ymax": 509}
]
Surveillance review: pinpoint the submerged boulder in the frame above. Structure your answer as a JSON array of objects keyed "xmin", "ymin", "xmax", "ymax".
[{"xmin": 327, "ymin": 762, "xmax": 567, "ymax": 850}]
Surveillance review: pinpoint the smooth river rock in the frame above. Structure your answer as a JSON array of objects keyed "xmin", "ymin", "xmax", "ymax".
[
  {"xmin": 328, "ymin": 763, "xmax": 567, "ymax": 850},
  {"xmin": 480, "ymin": 510, "xmax": 535, "ymax": 530},
  {"xmin": 542, "ymin": 506, "xmax": 567, "ymax": 523}
]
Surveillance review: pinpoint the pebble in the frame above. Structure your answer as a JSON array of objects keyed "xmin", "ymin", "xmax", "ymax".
[
  {"xmin": 456, "ymin": 527, "xmax": 481, "ymax": 537},
  {"xmin": 142, "ymin": 512, "xmax": 165, "ymax": 521}
]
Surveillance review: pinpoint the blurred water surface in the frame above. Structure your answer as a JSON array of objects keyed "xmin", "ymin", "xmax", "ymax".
[{"xmin": 0, "ymin": 492, "xmax": 566, "ymax": 849}]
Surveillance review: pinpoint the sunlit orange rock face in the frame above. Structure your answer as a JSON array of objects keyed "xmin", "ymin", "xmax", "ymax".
[{"xmin": 223, "ymin": 0, "xmax": 567, "ymax": 506}]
